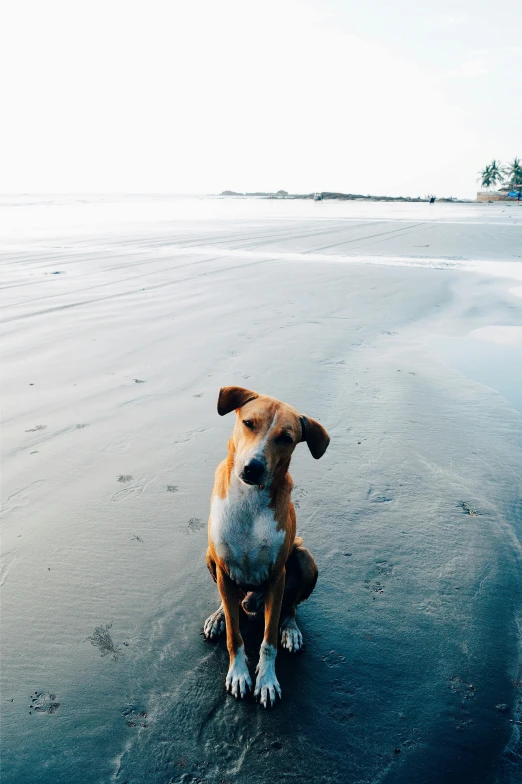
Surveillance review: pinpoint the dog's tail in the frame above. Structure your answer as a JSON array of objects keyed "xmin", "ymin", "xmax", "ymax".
[{"xmin": 294, "ymin": 536, "xmax": 303, "ymax": 548}]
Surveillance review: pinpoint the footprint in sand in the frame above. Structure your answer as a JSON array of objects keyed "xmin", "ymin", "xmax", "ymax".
[
  {"xmin": 396, "ymin": 725, "xmax": 424, "ymax": 752},
  {"xmin": 364, "ymin": 559, "xmax": 394, "ymax": 594},
  {"xmin": 367, "ymin": 486, "xmax": 394, "ymax": 503},
  {"xmin": 292, "ymin": 487, "xmax": 308, "ymax": 509},
  {"xmin": 113, "ymin": 485, "xmax": 144, "ymax": 502},
  {"xmin": 330, "ymin": 677, "xmax": 354, "ymax": 696},
  {"xmin": 172, "ymin": 427, "xmax": 208, "ymax": 446},
  {"xmin": 328, "ymin": 701, "xmax": 355, "ymax": 724},
  {"xmin": 113, "ymin": 475, "xmax": 157, "ymax": 502},
  {"xmin": 322, "ymin": 650, "xmax": 346, "ymax": 668},
  {"xmin": 187, "ymin": 517, "xmax": 204, "ymax": 533},
  {"xmin": 449, "ymin": 675, "xmax": 476, "ymax": 700},
  {"xmin": 29, "ymin": 692, "xmax": 60, "ymax": 715},
  {"xmin": 122, "ymin": 705, "xmax": 149, "ymax": 728},
  {"xmin": 448, "ymin": 676, "xmax": 477, "ymax": 731},
  {"xmin": 2, "ymin": 480, "xmax": 45, "ymax": 515}
]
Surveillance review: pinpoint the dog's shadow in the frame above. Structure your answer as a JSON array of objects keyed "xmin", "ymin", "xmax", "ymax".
[{"xmin": 115, "ymin": 601, "xmax": 337, "ymax": 783}]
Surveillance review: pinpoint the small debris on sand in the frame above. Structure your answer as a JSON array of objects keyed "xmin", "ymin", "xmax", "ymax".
[{"xmin": 87, "ymin": 623, "xmax": 123, "ymax": 660}]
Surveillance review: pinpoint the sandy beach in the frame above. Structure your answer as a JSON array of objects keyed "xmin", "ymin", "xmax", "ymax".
[{"xmin": 1, "ymin": 195, "xmax": 522, "ymax": 784}]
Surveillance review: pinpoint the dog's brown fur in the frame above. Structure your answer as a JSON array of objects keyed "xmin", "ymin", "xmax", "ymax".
[{"xmin": 204, "ymin": 386, "xmax": 329, "ymax": 706}]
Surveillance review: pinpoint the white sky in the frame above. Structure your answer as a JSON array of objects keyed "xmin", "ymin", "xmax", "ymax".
[{"xmin": 1, "ymin": 0, "xmax": 520, "ymax": 197}]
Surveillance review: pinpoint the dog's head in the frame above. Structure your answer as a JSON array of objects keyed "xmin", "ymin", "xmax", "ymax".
[{"xmin": 217, "ymin": 386, "xmax": 330, "ymax": 488}]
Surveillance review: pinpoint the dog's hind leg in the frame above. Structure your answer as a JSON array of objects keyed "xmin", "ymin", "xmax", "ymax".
[
  {"xmin": 204, "ymin": 548, "xmax": 225, "ymax": 639},
  {"xmin": 280, "ymin": 540, "xmax": 318, "ymax": 653},
  {"xmin": 204, "ymin": 602, "xmax": 226, "ymax": 639}
]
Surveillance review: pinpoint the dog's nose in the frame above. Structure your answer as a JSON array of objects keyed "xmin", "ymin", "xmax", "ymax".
[{"xmin": 242, "ymin": 459, "xmax": 265, "ymax": 485}]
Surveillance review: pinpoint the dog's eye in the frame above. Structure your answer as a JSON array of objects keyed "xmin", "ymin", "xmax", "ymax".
[
  {"xmin": 277, "ymin": 432, "xmax": 293, "ymax": 445},
  {"xmin": 243, "ymin": 419, "xmax": 254, "ymax": 430}
]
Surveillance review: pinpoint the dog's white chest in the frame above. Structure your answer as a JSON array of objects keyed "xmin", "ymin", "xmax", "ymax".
[{"xmin": 210, "ymin": 483, "xmax": 285, "ymax": 587}]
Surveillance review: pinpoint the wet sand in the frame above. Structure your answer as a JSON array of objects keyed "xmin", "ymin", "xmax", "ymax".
[{"xmin": 1, "ymin": 197, "xmax": 522, "ymax": 783}]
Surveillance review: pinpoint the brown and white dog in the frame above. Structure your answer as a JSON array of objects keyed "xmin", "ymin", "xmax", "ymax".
[{"xmin": 204, "ymin": 386, "xmax": 330, "ymax": 707}]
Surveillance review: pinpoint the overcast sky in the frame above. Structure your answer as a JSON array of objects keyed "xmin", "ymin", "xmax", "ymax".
[{"xmin": 1, "ymin": 0, "xmax": 520, "ymax": 197}]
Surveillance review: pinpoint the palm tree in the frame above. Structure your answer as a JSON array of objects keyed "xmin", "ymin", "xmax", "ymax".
[
  {"xmin": 489, "ymin": 160, "xmax": 505, "ymax": 189},
  {"xmin": 479, "ymin": 164, "xmax": 493, "ymax": 190},
  {"xmin": 479, "ymin": 160, "xmax": 506, "ymax": 190},
  {"xmin": 503, "ymin": 157, "xmax": 522, "ymax": 189}
]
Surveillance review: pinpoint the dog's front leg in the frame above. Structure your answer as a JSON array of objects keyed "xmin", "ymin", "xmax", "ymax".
[
  {"xmin": 216, "ymin": 566, "xmax": 252, "ymax": 699},
  {"xmin": 255, "ymin": 568, "xmax": 285, "ymax": 707}
]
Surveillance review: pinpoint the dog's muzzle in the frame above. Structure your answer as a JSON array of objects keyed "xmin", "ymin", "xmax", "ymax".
[{"xmin": 240, "ymin": 458, "xmax": 266, "ymax": 487}]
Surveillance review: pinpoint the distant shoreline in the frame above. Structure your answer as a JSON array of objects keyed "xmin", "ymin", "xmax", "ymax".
[{"xmin": 219, "ymin": 190, "xmax": 472, "ymax": 203}]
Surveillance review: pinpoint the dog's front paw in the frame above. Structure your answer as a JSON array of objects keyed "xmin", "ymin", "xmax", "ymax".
[
  {"xmin": 225, "ymin": 646, "xmax": 252, "ymax": 699},
  {"xmin": 203, "ymin": 606, "xmax": 225, "ymax": 640},
  {"xmin": 254, "ymin": 669, "xmax": 281, "ymax": 708},
  {"xmin": 280, "ymin": 616, "xmax": 303, "ymax": 652},
  {"xmin": 254, "ymin": 642, "xmax": 281, "ymax": 708}
]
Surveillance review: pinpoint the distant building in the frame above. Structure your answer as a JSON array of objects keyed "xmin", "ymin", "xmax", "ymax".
[{"xmin": 477, "ymin": 187, "xmax": 521, "ymax": 202}]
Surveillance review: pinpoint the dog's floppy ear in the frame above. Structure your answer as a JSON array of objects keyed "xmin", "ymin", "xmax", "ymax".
[
  {"xmin": 217, "ymin": 386, "xmax": 258, "ymax": 416},
  {"xmin": 300, "ymin": 415, "xmax": 330, "ymax": 459}
]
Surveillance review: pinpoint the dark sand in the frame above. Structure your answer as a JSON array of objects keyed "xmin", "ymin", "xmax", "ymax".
[{"xmin": 1, "ymin": 197, "xmax": 522, "ymax": 783}]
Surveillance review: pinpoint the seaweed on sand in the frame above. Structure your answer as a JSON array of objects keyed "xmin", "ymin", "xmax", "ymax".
[{"xmin": 87, "ymin": 623, "xmax": 123, "ymax": 660}]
